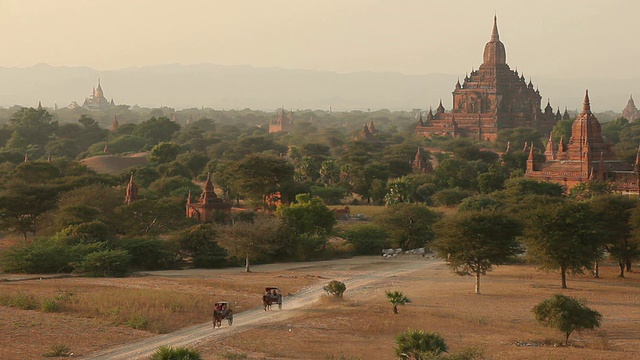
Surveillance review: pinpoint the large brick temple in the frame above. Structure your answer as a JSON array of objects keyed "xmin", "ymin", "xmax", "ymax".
[
  {"xmin": 526, "ymin": 90, "xmax": 640, "ymax": 194},
  {"xmin": 416, "ymin": 17, "xmax": 558, "ymax": 141}
]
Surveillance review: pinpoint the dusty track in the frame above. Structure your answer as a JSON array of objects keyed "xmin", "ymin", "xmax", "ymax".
[{"xmin": 84, "ymin": 258, "xmax": 440, "ymax": 359}]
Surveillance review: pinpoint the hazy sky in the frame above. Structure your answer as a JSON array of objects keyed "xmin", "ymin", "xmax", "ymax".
[{"xmin": 0, "ymin": 0, "xmax": 638, "ymax": 78}]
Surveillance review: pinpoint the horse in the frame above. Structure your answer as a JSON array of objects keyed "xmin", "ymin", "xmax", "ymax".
[
  {"xmin": 263, "ymin": 294, "xmax": 274, "ymax": 311},
  {"xmin": 263, "ymin": 292, "xmax": 282, "ymax": 311},
  {"xmin": 212, "ymin": 308, "xmax": 233, "ymax": 328}
]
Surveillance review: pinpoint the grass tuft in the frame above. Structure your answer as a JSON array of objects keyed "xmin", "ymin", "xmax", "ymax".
[
  {"xmin": 42, "ymin": 344, "xmax": 71, "ymax": 357},
  {"xmin": 40, "ymin": 298, "xmax": 62, "ymax": 313}
]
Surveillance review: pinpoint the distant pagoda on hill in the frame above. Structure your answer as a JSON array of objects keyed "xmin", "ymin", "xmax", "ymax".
[
  {"xmin": 622, "ymin": 95, "xmax": 639, "ymax": 122},
  {"xmin": 83, "ymin": 79, "xmax": 115, "ymax": 111}
]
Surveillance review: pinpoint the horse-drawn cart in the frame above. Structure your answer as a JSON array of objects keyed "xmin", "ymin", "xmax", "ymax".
[
  {"xmin": 212, "ymin": 301, "xmax": 233, "ymax": 328},
  {"xmin": 262, "ymin": 287, "xmax": 282, "ymax": 311}
]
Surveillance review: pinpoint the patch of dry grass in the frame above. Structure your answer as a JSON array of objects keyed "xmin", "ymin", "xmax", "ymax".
[{"xmin": 196, "ymin": 261, "xmax": 640, "ymax": 360}]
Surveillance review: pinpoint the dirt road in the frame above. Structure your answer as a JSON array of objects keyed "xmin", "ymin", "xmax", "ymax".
[{"xmin": 84, "ymin": 257, "xmax": 441, "ymax": 359}]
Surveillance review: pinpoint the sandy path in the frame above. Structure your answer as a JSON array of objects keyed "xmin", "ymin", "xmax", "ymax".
[{"xmin": 84, "ymin": 258, "xmax": 441, "ymax": 360}]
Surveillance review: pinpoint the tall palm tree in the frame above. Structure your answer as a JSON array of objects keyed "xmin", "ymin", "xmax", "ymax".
[
  {"xmin": 385, "ymin": 290, "xmax": 410, "ymax": 314},
  {"xmin": 394, "ymin": 329, "xmax": 448, "ymax": 359}
]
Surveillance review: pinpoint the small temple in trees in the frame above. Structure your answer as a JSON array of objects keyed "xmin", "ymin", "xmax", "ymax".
[
  {"xmin": 416, "ymin": 17, "xmax": 558, "ymax": 141},
  {"xmin": 185, "ymin": 173, "xmax": 232, "ymax": 222},
  {"xmin": 622, "ymin": 95, "xmax": 639, "ymax": 122},
  {"xmin": 525, "ymin": 90, "xmax": 640, "ymax": 194},
  {"xmin": 354, "ymin": 121, "xmax": 380, "ymax": 141},
  {"xmin": 268, "ymin": 108, "xmax": 294, "ymax": 133}
]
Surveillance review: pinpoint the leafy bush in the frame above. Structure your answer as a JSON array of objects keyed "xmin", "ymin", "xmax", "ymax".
[
  {"xmin": 342, "ymin": 223, "xmax": 389, "ymax": 255},
  {"xmin": 170, "ymin": 224, "xmax": 228, "ymax": 268},
  {"xmin": 310, "ymin": 186, "xmax": 348, "ymax": 205},
  {"xmin": 395, "ymin": 330, "xmax": 448, "ymax": 359},
  {"xmin": 41, "ymin": 298, "xmax": 62, "ymax": 313},
  {"xmin": 42, "ymin": 344, "xmax": 71, "ymax": 357},
  {"xmin": 0, "ymin": 239, "xmax": 72, "ymax": 273},
  {"xmin": 293, "ymin": 233, "xmax": 329, "ymax": 260},
  {"xmin": 533, "ymin": 293, "xmax": 602, "ymax": 345},
  {"xmin": 69, "ymin": 220, "xmax": 112, "ymax": 243},
  {"xmin": 116, "ymin": 238, "xmax": 177, "ymax": 270},
  {"xmin": 323, "ymin": 280, "xmax": 346, "ymax": 298},
  {"xmin": 149, "ymin": 345, "xmax": 201, "ymax": 360},
  {"xmin": 126, "ymin": 314, "xmax": 150, "ymax": 330},
  {"xmin": 74, "ymin": 249, "xmax": 132, "ymax": 277},
  {"xmin": 432, "ymin": 188, "xmax": 470, "ymax": 207}
]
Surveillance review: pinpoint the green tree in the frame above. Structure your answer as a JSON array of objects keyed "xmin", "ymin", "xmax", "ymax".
[
  {"xmin": 385, "ymin": 290, "xmax": 410, "ymax": 314},
  {"xmin": 170, "ymin": 224, "xmax": 227, "ymax": 268},
  {"xmin": 319, "ymin": 159, "xmax": 341, "ymax": 186},
  {"xmin": 133, "ymin": 116, "xmax": 180, "ymax": 145},
  {"xmin": 432, "ymin": 211, "xmax": 522, "ymax": 294},
  {"xmin": 148, "ymin": 142, "xmax": 181, "ymax": 164},
  {"xmin": 232, "ymin": 154, "xmax": 295, "ymax": 209},
  {"xmin": 524, "ymin": 201, "xmax": 601, "ymax": 289},
  {"xmin": 495, "ymin": 127, "xmax": 544, "ymax": 155},
  {"xmin": 590, "ymin": 194, "xmax": 639, "ymax": 277},
  {"xmin": 7, "ymin": 107, "xmax": 58, "ymax": 148},
  {"xmin": 114, "ymin": 198, "xmax": 195, "ymax": 236},
  {"xmin": 374, "ymin": 204, "xmax": 441, "ymax": 249},
  {"xmin": 275, "ymin": 194, "xmax": 336, "ymax": 235},
  {"xmin": 216, "ymin": 216, "xmax": 282, "ymax": 272},
  {"xmin": 74, "ymin": 249, "xmax": 132, "ymax": 277},
  {"xmin": 532, "ymin": 294, "xmax": 602, "ymax": 345},
  {"xmin": 394, "ymin": 330, "xmax": 448, "ymax": 360},
  {"xmin": 0, "ymin": 180, "xmax": 59, "ymax": 239},
  {"xmin": 342, "ymin": 223, "xmax": 389, "ymax": 255},
  {"xmin": 384, "ymin": 178, "xmax": 415, "ymax": 205}
]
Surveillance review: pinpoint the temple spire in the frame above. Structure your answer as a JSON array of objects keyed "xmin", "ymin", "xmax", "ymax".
[
  {"xmin": 125, "ymin": 172, "xmax": 138, "ymax": 204},
  {"xmin": 583, "ymin": 89, "xmax": 591, "ymax": 114},
  {"xmin": 491, "ymin": 15, "xmax": 499, "ymax": 42}
]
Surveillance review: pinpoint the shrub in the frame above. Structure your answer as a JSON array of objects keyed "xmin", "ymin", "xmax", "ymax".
[
  {"xmin": 294, "ymin": 233, "xmax": 329, "ymax": 260},
  {"xmin": 116, "ymin": 238, "xmax": 177, "ymax": 270},
  {"xmin": 395, "ymin": 330, "xmax": 448, "ymax": 359},
  {"xmin": 41, "ymin": 298, "xmax": 62, "ymax": 313},
  {"xmin": 532, "ymin": 293, "xmax": 602, "ymax": 345},
  {"xmin": 432, "ymin": 188, "xmax": 470, "ymax": 207},
  {"xmin": 0, "ymin": 239, "xmax": 72, "ymax": 273},
  {"xmin": 323, "ymin": 280, "xmax": 346, "ymax": 298},
  {"xmin": 342, "ymin": 223, "xmax": 389, "ymax": 255},
  {"xmin": 149, "ymin": 345, "xmax": 201, "ymax": 360},
  {"xmin": 42, "ymin": 344, "xmax": 71, "ymax": 357},
  {"xmin": 311, "ymin": 186, "xmax": 348, "ymax": 205},
  {"xmin": 126, "ymin": 314, "xmax": 150, "ymax": 330},
  {"xmin": 69, "ymin": 220, "xmax": 112, "ymax": 243},
  {"xmin": 0, "ymin": 292, "xmax": 38, "ymax": 310},
  {"xmin": 74, "ymin": 249, "xmax": 132, "ymax": 277}
]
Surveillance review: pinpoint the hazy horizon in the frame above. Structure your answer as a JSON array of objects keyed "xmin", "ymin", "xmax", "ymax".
[
  {"xmin": 1, "ymin": 1, "xmax": 638, "ymax": 77},
  {"xmin": 0, "ymin": 1, "xmax": 638, "ymax": 112}
]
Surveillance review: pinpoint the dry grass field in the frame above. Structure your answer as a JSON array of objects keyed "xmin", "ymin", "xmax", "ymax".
[
  {"xmin": 195, "ymin": 261, "xmax": 640, "ymax": 360},
  {"xmin": 2, "ymin": 258, "xmax": 640, "ymax": 359}
]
